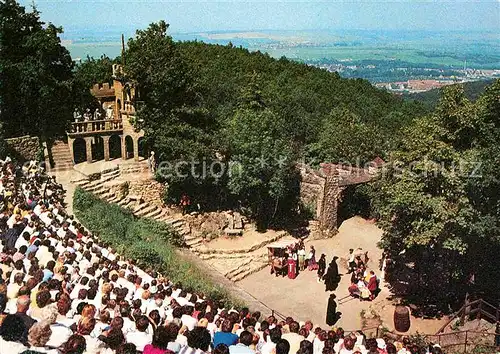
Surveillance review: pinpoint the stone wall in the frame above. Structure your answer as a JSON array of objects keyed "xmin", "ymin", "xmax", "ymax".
[
  {"xmin": 127, "ymin": 179, "xmax": 166, "ymax": 207},
  {"xmin": 184, "ymin": 211, "xmax": 248, "ymax": 240},
  {"xmin": 298, "ymin": 163, "xmax": 325, "ymax": 219},
  {"xmin": 5, "ymin": 136, "xmax": 40, "ymax": 162},
  {"xmin": 297, "ymin": 163, "xmax": 340, "ymax": 238}
]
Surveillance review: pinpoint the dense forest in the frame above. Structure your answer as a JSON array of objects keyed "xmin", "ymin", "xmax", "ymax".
[
  {"xmin": 119, "ymin": 21, "xmax": 423, "ymax": 227},
  {"xmin": 2, "ymin": 2, "xmax": 500, "ymax": 310}
]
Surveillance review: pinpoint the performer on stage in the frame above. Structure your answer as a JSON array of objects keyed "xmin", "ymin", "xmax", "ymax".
[
  {"xmin": 324, "ymin": 256, "xmax": 340, "ymax": 291},
  {"xmin": 317, "ymin": 254, "xmax": 326, "ymax": 283},
  {"xmin": 287, "ymin": 254, "xmax": 297, "ymax": 279},
  {"xmin": 367, "ymin": 270, "xmax": 378, "ymax": 300},
  {"xmin": 308, "ymin": 246, "xmax": 318, "ymax": 270},
  {"xmin": 326, "ymin": 294, "xmax": 338, "ymax": 326}
]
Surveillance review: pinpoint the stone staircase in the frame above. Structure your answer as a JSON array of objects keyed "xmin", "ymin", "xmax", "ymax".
[
  {"xmin": 47, "ymin": 140, "xmax": 73, "ymax": 171},
  {"xmin": 193, "ymin": 231, "xmax": 290, "ymax": 282},
  {"xmin": 119, "ymin": 161, "xmax": 150, "ymax": 175},
  {"xmin": 72, "ymin": 167, "xmax": 291, "ymax": 283},
  {"xmin": 72, "ymin": 168, "xmax": 191, "ymax": 240}
]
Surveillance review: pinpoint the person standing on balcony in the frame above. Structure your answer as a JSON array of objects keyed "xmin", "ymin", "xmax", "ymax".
[
  {"xmin": 106, "ymin": 105, "xmax": 114, "ymax": 120},
  {"xmin": 83, "ymin": 109, "xmax": 92, "ymax": 121},
  {"xmin": 73, "ymin": 108, "xmax": 82, "ymax": 122},
  {"xmin": 94, "ymin": 108, "xmax": 102, "ymax": 120}
]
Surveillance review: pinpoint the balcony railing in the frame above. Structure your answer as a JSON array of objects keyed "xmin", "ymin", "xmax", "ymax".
[
  {"xmin": 121, "ymin": 100, "xmax": 135, "ymax": 114},
  {"xmin": 69, "ymin": 119, "xmax": 123, "ymax": 134}
]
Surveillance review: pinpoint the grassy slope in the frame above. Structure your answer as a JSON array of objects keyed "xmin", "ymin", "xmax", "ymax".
[{"xmin": 73, "ymin": 187, "xmax": 240, "ymax": 305}]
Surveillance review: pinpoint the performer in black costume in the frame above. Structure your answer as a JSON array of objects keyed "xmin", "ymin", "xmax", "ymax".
[
  {"xmin": 317, "ymin": 254, "xmax": 326, "ymax": 283},
  {"xmin": 326, "ymin": 293, "xmax": 338, "ymax": 326},
  {"xmin": 324, "ymin": 256, "xmax": 340, "ymax": 291}
]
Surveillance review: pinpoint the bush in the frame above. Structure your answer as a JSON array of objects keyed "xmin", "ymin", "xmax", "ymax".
[{"xmin": 73, "ymin": 187, "xmax": 239, "ymax": 306}]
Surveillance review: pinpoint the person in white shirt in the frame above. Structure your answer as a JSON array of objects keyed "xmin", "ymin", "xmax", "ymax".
[
  {"xmin": 260, "ymin": 327, "xmax": 282, "ymax": 354},
  {"xmin": 125, "ymin": 315, "xmax": 152, "ymax": 352},
  {"xmin": 281, "ymin": 321, "xmax": 305, "ymax": 354},
  {"xmin": 0, "ymin": 315, "xmax": 29, "ymax": 354},
  {"xmin": 181, "ymin": 305, "xmax": 198, "ymax": 331}
]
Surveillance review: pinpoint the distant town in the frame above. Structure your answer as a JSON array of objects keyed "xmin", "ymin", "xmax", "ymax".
[{"xmin": 312, "ymin": 61, "xmax": 500, "ymax": 93}]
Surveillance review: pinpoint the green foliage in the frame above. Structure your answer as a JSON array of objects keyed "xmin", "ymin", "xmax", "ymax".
[
  {"xmin": 73, "ymin": 187, "xmax": 238, "ymax": 305},
  {"xmin": 0, "ymin": 0, "xmax": 74, "ymax": 139},
  {"xmin": 73, "ymin": 56, "xmax": 114, "ymax": 110},
  {"xmin": 307, "ymin": 106, "xmax": 383, "ymax": 164},
  {"xmin": 373, "ymin": 80, "xmax": 500, "ymax": 309},
  {"xmin": 122, "ymin": 23, "xmax": 418, "ymax": 227},
  {"xmin": 226, "ymin": 82, "xmax": 300, "ymax": 228}
]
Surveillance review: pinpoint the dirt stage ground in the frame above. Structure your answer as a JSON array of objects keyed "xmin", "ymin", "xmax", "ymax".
[{"xmin": 238, "ymin": 217, "xmax": 447, "ymax": 333}]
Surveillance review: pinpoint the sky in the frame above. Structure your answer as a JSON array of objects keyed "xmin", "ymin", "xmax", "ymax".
[{"xmin": 19, "ymin": 0, "xmax": 500, "ymax": 34}]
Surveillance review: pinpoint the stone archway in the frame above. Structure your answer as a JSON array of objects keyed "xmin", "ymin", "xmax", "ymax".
[
  {"xmin": 73, "ymin": 138, "xmax": 87, "ymax": 164},
  {"xmin": 109, "ymin": 135, "xmax": 122, "ymax": 159},
  {"xmin": 124, "ymin": 135, "xmax": 134, "ymax": 159},
  {"xmin": 91, "ymin": 136, "xmax": 105, "ymax": 161},
  {"xmin": 138, "ymin": 137, "xmax": 147, "ymax": 159}
]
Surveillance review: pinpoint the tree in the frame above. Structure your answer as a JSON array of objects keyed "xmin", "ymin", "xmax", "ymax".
[
  {"xmin": 125, "ymin": 21, "xmax": 219, "ymax": 207},
  {"xmin": 73, "ymin": 55, "xmax": 114, "ymax": 110},
  {"xmin": 227, "ymin": 79, "xmax": 299, "ymax": 229},
  {"xmin": 124, "ymin": 21, "xmax": 213, "ymax": 161},
  {"xmin": 307, "ymin": 107, "xmax": 382, "ymax": 165},
  {"xmin": 373, "ymin": 82, "xmax": 500, "ymax": 310},
  {"xmin": 0, "ymin": 0, "xmax": 74, "ymax": 140}
]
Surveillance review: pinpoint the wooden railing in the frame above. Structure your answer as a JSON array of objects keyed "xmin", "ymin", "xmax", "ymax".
[
  {"xmin": 69, "ymin": 119, "xmax": 123, "ymax": 134},
  {"xmin": 436, "ymin": 298, "xmax": 500, "ymax": 335},
  {"xmin": 425, "ymin": 330, "xmax": 498, "ymax": 353}
]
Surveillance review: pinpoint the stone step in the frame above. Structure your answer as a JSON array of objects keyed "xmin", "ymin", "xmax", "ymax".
[
  {"xmin": 47, "ymin": 165, "xmax": 74, "ymax": 172},
  {"xmin": 135, "ymin": 204, "xmax": 158, "ymax": 217},
  {"xmin": 85, "ymin": 183, "xmax": 105, "ymax": 192},
  {"xmin": 152, "ymin": 209, "xmax": 169, "ymax": 220},
  {"xmin": 117, "ymin": 198, "xmax": 130, "ymax": 206},
  {"xmin": 185, "ymin": 237, "xmax": 203, "ymax": 247},
  {"xmin": 164, "ymin": 218, "xmax": 184, "ymax": 227},
  {"xmin": 71, "ymin": 177, "xmax": 89, "ymax": 184},
  {"xmin": 184, "ymin": 233, "xmax": 201, "ymax": 241},
  {"xmin": 143, "ymin": 207, "xmax": 163, "ymax": 219},
  {"xmin": 224, "ymin": 258, "xmax": 254, "ymax": 278},
  {"xmin": 198, "ymin": 249, "xmax": 267, "ymax": 260},
  {"xmin": 231, "ymin": 263, "xmax": 268, "ymax": 282},
  {"xmin": 101, "ymin": 169, "xmax": 120, "ymax": 179},
  {"xmin": 132, "ymin": 202, "xmax": 149, "ymax": 214},
  {"xmin": 94, "ymin": 187, "xmax": 108, "ymax": 196},
  {"xmin": 195, "ymin": 231, "xmax": 288, "ymax": 255},
  {"xmin": 84, "ymin": 179, "xmax": 103, "ymax": 188},
  {"xmin": 51, "ymin": 151, "xmax": 72, "ymax": 158},
  {"xmin": 123, "ymin": 200, "xmax": 137, "ymax": 209},
  {"xmin": 101, "ymin": 192, "xmax": 115, "ymax": 200},
  {"xmin": 107, "ymin": 195, "xmax": 122, "ymax": 203}
]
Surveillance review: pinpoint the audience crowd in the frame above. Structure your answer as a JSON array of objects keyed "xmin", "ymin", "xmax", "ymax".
[{"xmin": 0, "ymin": 158, "xmax": 445, "ymax": 354}]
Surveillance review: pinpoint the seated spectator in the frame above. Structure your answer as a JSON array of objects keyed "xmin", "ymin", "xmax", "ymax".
[
  {"xmin": 0, "ymin": 314, "xmax": 28, "ymax": 353},
  {"xmin": 28, "ymin": 320, "xmax": 57, "ymax": 353},
  {"xmin": 213, "ymin": 320, "xmax": 239, "ymax": 347},
  {"xmin": 125, "ymin": 315, "xmax": 152, "ymax": 352},
  {"xmin": 144, "ymin": 325, "xmax": 176, "ymax": 354},
  {"xmin": 229, "ymin": 330, "xmax": 255, "ymax": 354},
  {"xmin": 179, "ymin": 326, "xmax": 212, "ymax": 354}
]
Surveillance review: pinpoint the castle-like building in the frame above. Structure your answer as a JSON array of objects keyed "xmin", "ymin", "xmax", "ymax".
[{"xmin": 64, "ymin": 64, "xmax": 145, "ymax": 165}]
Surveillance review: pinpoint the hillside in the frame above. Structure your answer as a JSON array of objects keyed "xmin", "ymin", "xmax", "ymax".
[
  {"xmin": 177, "ymin": 41, "xmax": 421, "ymax": 148},
  {"xmin": 404, "ymin": 79, "xmax": 495, "ymax": 110}
]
